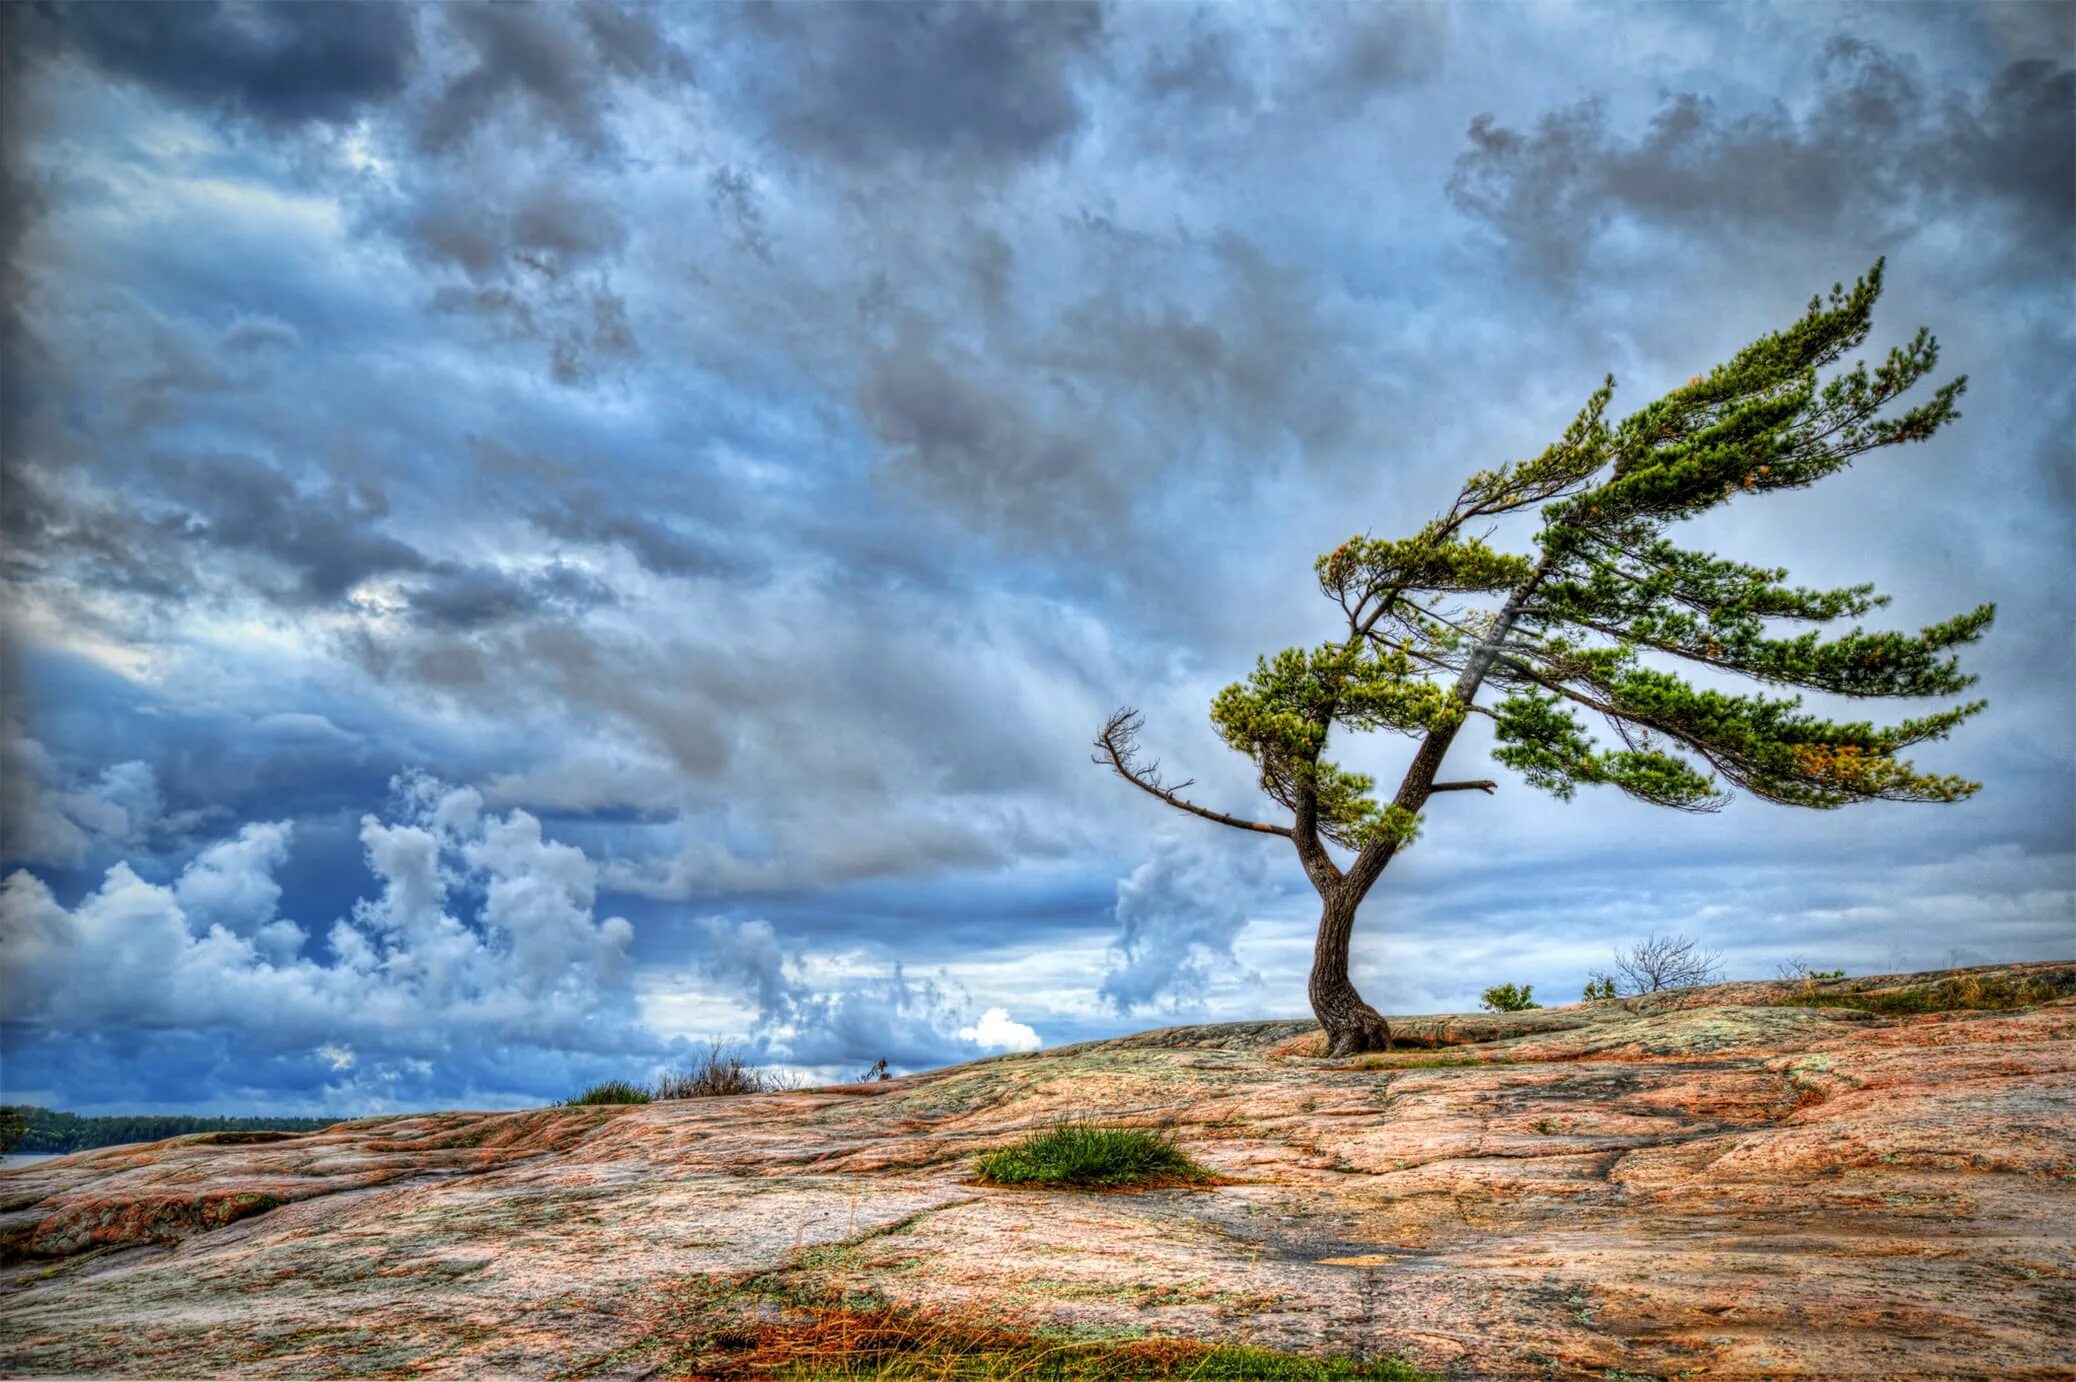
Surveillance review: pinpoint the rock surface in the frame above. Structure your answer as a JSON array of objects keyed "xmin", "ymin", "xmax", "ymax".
[{"xmin": 3, "ymin": 963, "xmax": 2073, "ymax": 1378}]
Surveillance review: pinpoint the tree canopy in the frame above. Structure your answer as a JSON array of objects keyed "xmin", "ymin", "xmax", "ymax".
[{"xmin": 1100, "ymin": 261, "xmax": 1992, "ymax": 1053}]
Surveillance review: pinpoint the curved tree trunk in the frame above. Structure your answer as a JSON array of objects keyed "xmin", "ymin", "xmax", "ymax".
[{"xmin": 1308, "ymin": 891, "xmax": 1392, "ymax": 1055}]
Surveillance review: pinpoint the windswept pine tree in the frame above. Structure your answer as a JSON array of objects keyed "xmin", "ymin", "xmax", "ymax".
[{"xmin": 1098, "ymin": 262, "xmax": 1991, "ymax": 1054}]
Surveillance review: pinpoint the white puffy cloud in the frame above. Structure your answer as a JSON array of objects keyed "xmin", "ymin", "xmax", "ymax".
[
  {"xmin": 958, "ymin": 1006, "xmax": 1041, "ymax": 1053},
  {"xmin": 173, "ymin": 821, "xmax": 294, "ymax": 934}
]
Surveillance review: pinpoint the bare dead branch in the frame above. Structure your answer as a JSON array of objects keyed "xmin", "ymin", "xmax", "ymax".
[
  {"xmin": 1094, "ymin": 709, "xmax": 1293, "ymax": 838},
  {"xmin": 1610, "ymin": 932, "xmax": 1726, "ymax": 995},
  {"xmin": 1429, "ymin": 780, "xmax": 1498, "ymax": 794}
]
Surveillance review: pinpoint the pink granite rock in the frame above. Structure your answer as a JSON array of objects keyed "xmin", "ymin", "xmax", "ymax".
[{"xmin": 2, "ymin": 963, "xmax": 2070, "ymax": 1378}]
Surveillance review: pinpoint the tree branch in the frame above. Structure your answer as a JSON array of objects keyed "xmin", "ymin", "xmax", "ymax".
[
  {"xmin": 1095, "ymin": 709, "xmax": 1294, "ymax": 839},
  {"xmin": 1430, "ymin": 780, "xmax": 1497, "ymax": 793},
  {"xmin": 1342, "ymin": 550, "xmax": 1559, "ymax": 900}
]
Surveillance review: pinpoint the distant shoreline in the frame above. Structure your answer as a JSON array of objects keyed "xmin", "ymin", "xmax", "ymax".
[{"xmin": 3, "ymin": 1107, "xmax": 340, "ymax": 1156}]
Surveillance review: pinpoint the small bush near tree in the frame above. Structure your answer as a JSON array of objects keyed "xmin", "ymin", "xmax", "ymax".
[
  {"xmin": 974, "ymin": 1121, "xmax": 1213, "ymax": 1189},
  {"xmin": 1582, "ymin": 974, "xmax": 1619, "ymax": 1002},
  {"xmin": 563, "ymin": 1080, "xmax": 653, "ymax": 1106},
  {"xmin": 1479, "ymin": 983, "xmax": 1540, "ymax": 1012}
]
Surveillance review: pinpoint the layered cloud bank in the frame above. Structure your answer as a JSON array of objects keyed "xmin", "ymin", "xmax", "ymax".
[
  {"xmin": 1, "ymin": 4, "xmax": 2068, "ymax": 1110},
  {"xmin": 1, "ymin": 778, "xmax": 1046, "ymax": 1112}
]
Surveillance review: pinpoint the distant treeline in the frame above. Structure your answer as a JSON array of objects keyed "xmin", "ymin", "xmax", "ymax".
[{"xmin": 1, "ymin": 1106, "xmax": 339, "ymax": 1155}]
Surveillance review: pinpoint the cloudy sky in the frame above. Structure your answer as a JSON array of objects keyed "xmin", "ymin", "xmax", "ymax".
[{"xmin": 1, "ymin": 1, "xmax": 2069, "ymax": 1115}]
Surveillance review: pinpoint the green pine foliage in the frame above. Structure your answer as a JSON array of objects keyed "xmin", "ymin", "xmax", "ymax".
[
  {"xmin": 1189, "ymin": 261, "xmax": 1988, "ymax": 831},
  {"xmin": 562, "ymin": 1080, "xmax": 653, "ymax": 1106}
]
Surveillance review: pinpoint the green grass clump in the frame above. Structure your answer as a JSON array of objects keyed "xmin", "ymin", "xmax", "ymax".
[
  {"xmin": 973, "ymin": 1121, "xmax": 1212, "ymax": 1189},
  {"xmin": 563, "ymin": 1079, "xmax": 653, "ymax": 1106}
]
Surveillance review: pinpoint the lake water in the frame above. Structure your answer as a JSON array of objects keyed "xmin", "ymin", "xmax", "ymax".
[{"xmin": 1, "ymin": 1154, "xmax": 60, "ymax": 1169}]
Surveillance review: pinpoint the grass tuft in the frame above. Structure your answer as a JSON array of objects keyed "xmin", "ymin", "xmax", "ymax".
[
  {"xmin": 562, "ymin": 1045, "xmax": 804, "ymax": 1107},
  {"xmin": 657, "ymin": 1042, "xmax": 795, "ymax": 1099},
  {"xmin": 973, "ymin": 1121, "xmax": 1213, "ymax": 1190},
  {"xmin": 563, "ymin": 1080, "xmax": 653, "ymax": 1106}
]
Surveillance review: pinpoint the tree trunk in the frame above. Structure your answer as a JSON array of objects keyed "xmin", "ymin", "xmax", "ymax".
[{"xmin": 1309, "ymin": 891, "xmax": 1392, "ymax": 1055}]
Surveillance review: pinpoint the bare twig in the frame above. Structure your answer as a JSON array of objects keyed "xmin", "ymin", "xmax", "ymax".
[{"xmin": 1094, "ymin": 709, "xmax": 1293, "ymax": 838}]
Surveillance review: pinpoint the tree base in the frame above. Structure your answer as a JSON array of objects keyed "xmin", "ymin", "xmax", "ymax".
[{"xmin": 1319, "ymin": 1006, "xmax": 1394, "ymax": 1057}]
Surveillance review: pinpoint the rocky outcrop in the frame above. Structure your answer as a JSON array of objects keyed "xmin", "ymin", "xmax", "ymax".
[{"xmin": 2, "ymin": 963, "xmax": 2071, "ymax": 1378}]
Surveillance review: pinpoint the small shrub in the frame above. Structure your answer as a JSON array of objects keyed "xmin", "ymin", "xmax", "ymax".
[
  {"xmin": 1776, "ymin": 958, "xmax": 1845, "ymax": 982},
  {"xmin": 974, "ymin": 1121, "xmax": 1213, "ymax": 1189},
  {"xmin": 1581, "ymin": 974, "xmax": 1619, "ymax": 1002},
  {"xmin": 656, "ymin": 1042, "xmax": 773, "ymax": 1099},
  {"xmin": 563, "ymin": 1080, "xmax": 652, "ymax": 1106},
  {"xmin": 1479, "ymin": 982, "xmax": 1540, "ymax": 1013}
]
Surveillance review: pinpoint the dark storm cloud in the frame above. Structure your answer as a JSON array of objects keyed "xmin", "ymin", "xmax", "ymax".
[
  {"xmin": 1450, "ymin": 39, "xmax": 2075, "ymax": 276},
  {"xmin": 5, "ymin": 453, "xmax": 430, "ymax": 616},
  {"xmin": 402, "ymin": 180, "xmax": 629, "ymax": 280},
  {"xmin": 529, "ymin": 489, "xmax": 744, "ymax": 581},
  {"xmin": 429, "ymin": 277, "xmax": 640, "ymax": 387},
  {"xmin": 20, "ymin": 0, "xmax": 418, "ymax": 128},
  {"xmin": 1, "ymin": 2, "xmax": 2067, "ymax": 1115},
  {"xmin": 350, "ymin": 4, "xmax": 689, "ymax": 385},
  {"xmin": 732, "ymin": 0, "xmax": 1102, "ymax": 170},
  {"xmin": 158, "ymin": 454, "xmax": 427, "ymax": 605},
  {"xmin": 1309, "ymin": 0, "xmax": 1447, "ymax": 106},
  {"xmin": 403, "ymin": 562, "xmax": 616, "ymax": 632},
  {"xmin": 1139, "ymin": 23, "xmax": 1255, "ymax": 110},
  {"xmin": 858, "ymin": 335, "xmax": 1117, "ymax": 544},
  {"xmin": 858, "ymin": 229, "xmax": 1381, "ymax": 547},
  {"xmin": 12, "ymin": 447, "xmax": 605, "ymax": 637},
  {"xmin": 415, "ymin": 1, "xmax": 688, "ymax": 154}
]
